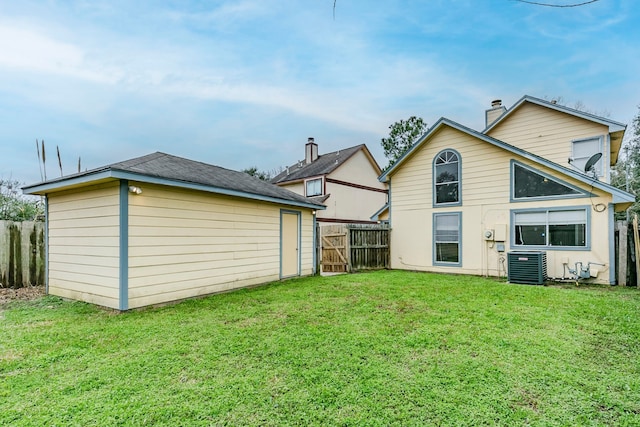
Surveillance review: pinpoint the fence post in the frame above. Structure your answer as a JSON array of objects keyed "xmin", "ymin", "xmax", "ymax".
[
  {"xmin": 617, "ymin": 221, "xmax": 628, "ymax": 286},
  {"xmin": 634, "ymin": 214, "xmax": 640, "ymax": 288}
]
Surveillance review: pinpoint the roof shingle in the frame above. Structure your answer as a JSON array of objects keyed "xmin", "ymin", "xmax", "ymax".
[
  {"xmin": 24, "ymin": 152, "xmax": 325, "ymax": 209},
  {"xmin": 270, "ymin": 144, "xmax": 365, "ymax": 184}
]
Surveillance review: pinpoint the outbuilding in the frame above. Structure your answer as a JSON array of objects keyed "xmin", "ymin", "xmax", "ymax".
[{"xmin": 23, "ymin": 152, "xmax": 325, "ymax": 310}]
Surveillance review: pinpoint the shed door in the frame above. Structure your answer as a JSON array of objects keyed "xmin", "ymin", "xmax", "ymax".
[{"xmin": 281, "ymin": 211, "xmax": 300, "ymax": 277}]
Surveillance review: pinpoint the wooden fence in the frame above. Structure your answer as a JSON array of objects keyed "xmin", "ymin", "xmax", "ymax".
[
  {"xmin": 0, "ymin": 221, "xmax": 46, "ymax": 288},
  {"xmin": 318, "ymin": 224, "xmax": 389, "ymax": 273},
  {"xmin": 616, "ymin": 217, "xmax": 640, "ymax": 287},
  {"xmin": 349, "ymin": 224, "xmax": 390, "ymax": 271}
]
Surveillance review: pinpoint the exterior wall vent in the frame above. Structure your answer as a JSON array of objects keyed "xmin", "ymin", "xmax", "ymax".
[{"xmin": 507, "ymin": 251, "xmax": 547, "ymax": 285}]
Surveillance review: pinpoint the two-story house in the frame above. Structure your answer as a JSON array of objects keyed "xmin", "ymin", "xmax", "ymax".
[
  {"xmin": 271, "ymin": 138, "xmax": 388, "ymax": 224},
  {"xmin": 379, "ymin": 95, "xmax": 634, "ymax": 284}
]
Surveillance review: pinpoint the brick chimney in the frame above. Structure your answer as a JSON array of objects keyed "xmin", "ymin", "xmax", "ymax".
[
  {"xmin": 485, "ymin": 99, "xmax": 507, "ymax": 128},
  {"xmin": 305, "ymin": 137, "xmax": 318, "ymax": 164}
]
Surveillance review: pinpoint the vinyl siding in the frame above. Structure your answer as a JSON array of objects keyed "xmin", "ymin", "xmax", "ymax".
[
  {"xmin": 330, "ymin": 150, "xmax": 384, "ymax": 189},
  {"xmin": 486, "ymin": 103, "xmax": 610, "ymax": 177},
  {"xmin": 127, "ymin": 183, "xmax": 313, "ymax": 308},
  {"xmin": 46, "ymin": 181, "xmax": 121, "ymax": 308},
  {"xmin": 323, "ymin": 150, "xmax": 387, "ymax": 222},
  {"xmin": 389, "ymin": 125, "xmax": 615, "ymax": 283},
  {"xmin": 279, "ymin": 150, "xmax": 387, "ymax": 223}
]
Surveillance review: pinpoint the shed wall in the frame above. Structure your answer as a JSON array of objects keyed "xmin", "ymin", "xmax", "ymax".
[
  {"xmin": 127, "ymin": 183, "xmax": 314, "ymax": 308},
  {"xmin": 46, "ymin": 181, "xmax": 121, "ymax": 308}
]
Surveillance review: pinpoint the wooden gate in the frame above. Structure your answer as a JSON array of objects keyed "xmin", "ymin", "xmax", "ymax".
[
  {"xmin": 320, "ymin": 225, "xmax": 349, "ymax": 273},
  {"xmin": 319, "ymin": 224, "xmax": 390, "ymax": 273}
]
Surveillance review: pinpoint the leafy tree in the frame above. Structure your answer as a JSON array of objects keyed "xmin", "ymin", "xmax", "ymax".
[
  {"xmin": 611, "ymin": 106, "xmax": 640, "ymax": 220},
  {"xmin": 0, "ymin": 179, "xmax": 44, "ymax": 221},
  {"xmin": 381, "ymin": 116, "xmax": 427, "ymax": 169},
  {"xmin": 241, "ymin": 167, "xmax": 272, "ymax": 181}
]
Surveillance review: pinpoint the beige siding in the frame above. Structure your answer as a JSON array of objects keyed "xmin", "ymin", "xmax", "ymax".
[
  {"xmin": 330, "ymin": 150, "xmax": 384, "ymax": 189},
  {"xmin": 279, "ymin": 181, "xmax": 305, "ymax": 196},
  {"xmin": 47, "ymin": 181, "xmax": 121, "ymax": 308},
  {"xmin": 127, "ymin": 183, "xmax": 314, "ymax": 308},
  {"xmin": 325, "ymin": 150, "xmax": 386, "ymax": 222},
  {"xmin": 487, "ymin": 103, "xmax": 610, "ymax": 179},
  {"xmin": 278, "ymin": 150, "xmax": 387, "ymax": 223},
  {"xmin": 389, "ymin": 125, "xmax": 615, "ymax": 283}
]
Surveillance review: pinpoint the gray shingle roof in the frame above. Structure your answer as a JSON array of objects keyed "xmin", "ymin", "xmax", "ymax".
[
  {"xmin": 24, "ymin": 152, "xmax": 325, "ymax": 209},
  {"xmin": 270, "ymin": 144, "xmax": 366, "ymax": 184}
]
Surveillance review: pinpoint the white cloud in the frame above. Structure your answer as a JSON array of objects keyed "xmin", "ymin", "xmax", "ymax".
[{"xmin": 0, "ymin": 22, "xmax": 123, "ymax": 84}]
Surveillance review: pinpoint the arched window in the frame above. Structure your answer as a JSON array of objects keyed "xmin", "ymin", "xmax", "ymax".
[{"xmin": 434, "ymin": 150, "xmax": 460, "ymax": 205}]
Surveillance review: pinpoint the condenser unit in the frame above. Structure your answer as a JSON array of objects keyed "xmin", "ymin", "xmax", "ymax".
[{"xmin": 507, "ymin": 251, "xmax": 547, "ymax": 285}]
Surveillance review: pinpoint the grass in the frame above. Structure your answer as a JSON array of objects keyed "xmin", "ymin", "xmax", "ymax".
[{"xmin": 1, "ymin": 270, "xmax": 640, "ymax": 426}]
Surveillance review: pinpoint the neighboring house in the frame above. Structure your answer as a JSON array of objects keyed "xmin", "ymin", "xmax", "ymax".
[
  {"xmin": 271, "ymin": 138, "xmax": 388, "ymax": 224},
  {"xmin": 23, "ymin": 152, "xmax": 325, "ymax": 310},
  {"xmin": 380, "ymin": 96, "xmax": 635, "ymax": 284}
]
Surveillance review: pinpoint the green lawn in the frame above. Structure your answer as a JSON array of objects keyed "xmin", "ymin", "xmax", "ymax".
[{"xmin": 2, "ymin": 271, "xmax": 640, "ymax": 426}]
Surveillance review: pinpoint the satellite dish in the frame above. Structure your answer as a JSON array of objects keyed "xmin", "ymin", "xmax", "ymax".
[{"xmin": 584, "ymin": 152, "xmax": 602, "ymax": 174}]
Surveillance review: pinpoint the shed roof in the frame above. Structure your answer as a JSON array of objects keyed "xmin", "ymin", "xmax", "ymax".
[
  {"xmin": 23, "ymin": 152, "xmax": 325, "ymax": 210},
  {"xmin": 271, "ymin": 144, "xmax": 380, "ymax": 185}
]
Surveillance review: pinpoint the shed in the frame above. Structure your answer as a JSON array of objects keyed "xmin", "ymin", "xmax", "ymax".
[{"xmin": 23, "ymin": 152, "xmax": 325, "ymax": 310}]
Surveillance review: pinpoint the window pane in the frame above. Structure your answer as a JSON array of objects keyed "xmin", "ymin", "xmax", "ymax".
[
  {"xmin": 435, "ymin": 214, "xmax": 460, "ymax": 263},
  {"xmin": 573, "ymin": 139, "xmax": 599, "ymax": 157},
  {"xmin": 549, "ymin": 224, "xmax": 585, "ymax": 246},
  {"xmin": 515, "ymin": 225, "xmax": 546, "ymax": 246},
  {"xmin": 548, "ymin": 209, "xmax": 585, "ymax": 225},
  {"xmin": 436, "ymin": 183, "xmax": 459, "ymax": 204},
  {"xmin": 306, "ymin": 179, "xmax": 322, "ymax": 196},
  {"xmin": 572, "ymin": 139, "xmax": 601, "ymax": 174},
  {"xmin": 436, "ymin": 243, "xmax": 459, "ymax": 263},
  {"xmin": 513, "ymin": 164, "xmax": 580, "ymax": 198},
  {"xmin": 436, "ymin": 162, "xmax": 458, "ymax": 183},
  {"xmin": 514, "ymin": 208, "xmax": 587, "ymax": 247},
  {"xmin": 434, "ymin": 150, "xmax": 460, "ymax": 205},
  {"xmin": 514, "ymin": 211, "xmax": 546, "ymax": 225}
]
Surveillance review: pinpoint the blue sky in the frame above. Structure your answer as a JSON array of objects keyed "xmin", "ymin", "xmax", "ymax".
[{"xmin": 2, "ymin": 0, "xmax": 639, "ymax": 186}]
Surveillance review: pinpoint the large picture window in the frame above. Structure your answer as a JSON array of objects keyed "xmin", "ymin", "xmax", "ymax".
[
  {"xmin": 513, "ymin": 208, "xmax": 587, "ymax": 249},
  {"xmin": 434, "ymin": 212, "xmax": 461, "ymax": 265},
  {"xmin": 305, "ymin": 178, "xmax": 323, "ymax": 197},
  {"xmin": 434, "ymin": 150, "xmax": 461, "ymax": 206},
  {"xmin": 512, "ymin": 162, "xmax": 583, "ymax": 200}
]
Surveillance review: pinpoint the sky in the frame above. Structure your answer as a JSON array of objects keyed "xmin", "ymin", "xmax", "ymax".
[{"xmin": 1, "ymin": 0, "xmax": 639, "ymax": 186}]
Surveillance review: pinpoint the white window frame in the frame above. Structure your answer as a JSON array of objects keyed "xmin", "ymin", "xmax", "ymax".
[
  {"xmin": 571, "ymin": 137, "xmax": 603, "ymax": 177},
  {"xmin": 305, "ymin": 177, "xmax": 323, "ymax": 197}
]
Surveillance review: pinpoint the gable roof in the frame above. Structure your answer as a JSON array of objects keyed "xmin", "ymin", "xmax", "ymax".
[
  {"xmin": 271, "ymin": 144, "xmax": 381, "ymax": 185},
  {"xmin": 483, "ymin": 95, "xmax": 627, "ymax": 133},
  {"xmin": 23, "ymin": 152, "xmax": 325, "ymax": 210},
  {"xmin": 379, "ymin": 117, "xmax": 635, "ymax": 205},
  {"xmin": 483, "ymin": 95, "xmax": 627, "ymax": 163}
]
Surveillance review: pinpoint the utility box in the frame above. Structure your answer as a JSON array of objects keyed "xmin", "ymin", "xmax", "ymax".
[{"xmin": 507, "ymin": 251, "xmax": 547, "ymax": 285}]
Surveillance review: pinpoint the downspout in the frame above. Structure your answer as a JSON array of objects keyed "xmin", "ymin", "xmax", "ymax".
[
  {"xmin": 608, "ymin": 203, "xmax": 616, "ymax": 285},
  {"xmin": 119, "ymin": 181, "xmax": 129, "ymax": 311},
  {"xmin": 388, "ymin": 180, "xmax": 392, "ymax": 226},
  {"xmin": 298, "ymin": 211, "xmax": 302, "ymax": 277},
  {"xmin": 312, "ymin": 210, "xmax": 317, "ymax": 275},
  {"xmin": 44, "ymin": 196, "xmax": 49, "ymax": 295}
]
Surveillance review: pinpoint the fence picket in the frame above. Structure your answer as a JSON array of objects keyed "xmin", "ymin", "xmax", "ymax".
[{"xmin": 0, "ymin": 221, "xmax": 45, "ymax": 288}]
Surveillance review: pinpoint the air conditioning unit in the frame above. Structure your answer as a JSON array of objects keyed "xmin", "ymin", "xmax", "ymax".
[{"xmin": 507, "ymin": 251, "xmax": 547, "ymax": 285}]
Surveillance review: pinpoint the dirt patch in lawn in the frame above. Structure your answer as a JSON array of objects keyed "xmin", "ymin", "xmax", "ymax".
[{"xmin": 0, "ymin": 286, "xmax": 45, "ymax": 305}]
